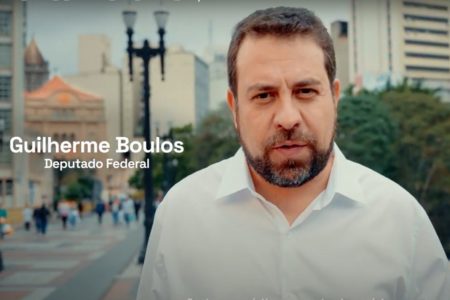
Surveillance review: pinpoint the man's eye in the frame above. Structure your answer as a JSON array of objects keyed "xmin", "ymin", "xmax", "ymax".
[
  {"xmin": 254, "ymin": 92, "xmax": 273, "ymax": 100},
  {"xmin": 296, "ymin": 88, "xmax": 316, "ymax": 97}
]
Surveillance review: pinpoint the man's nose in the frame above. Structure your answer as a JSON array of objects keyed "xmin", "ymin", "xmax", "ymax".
[{"xmin": 273, "ymin": 96, "xmax": 301, "ymax": 131}]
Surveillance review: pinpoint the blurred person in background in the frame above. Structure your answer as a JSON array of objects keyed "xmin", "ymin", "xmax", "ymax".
[
  {"xmin": 95, "ymin": 200, "xmax": 105, "ymax": 225},
  {"xmin": 22, "ymin": 204, "xmax": 33, "ymax": 231}
]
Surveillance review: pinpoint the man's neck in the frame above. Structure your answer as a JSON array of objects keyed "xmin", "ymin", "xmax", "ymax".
[{"xmin": 249, "ymin": 153, "xmax": 335, "ymax": 226}]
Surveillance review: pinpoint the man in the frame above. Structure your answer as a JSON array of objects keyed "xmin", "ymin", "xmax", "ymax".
[{"xmin": 138, "ymin": 7, "xmax": 449, "ymax": 300}]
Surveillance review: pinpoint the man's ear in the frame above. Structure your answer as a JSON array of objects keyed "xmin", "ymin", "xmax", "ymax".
[
  {"xmin": 227, "ymin": 88, "xmax": 238, "ymax": 129},
  {"xmin": 332, "ymin": 78, "xmax": 341, "ymax": 108}
]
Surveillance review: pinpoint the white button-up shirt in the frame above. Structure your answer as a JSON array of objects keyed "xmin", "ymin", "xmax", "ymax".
[{"xmin": 137, "ymin": 146, "xmax": 449, "ymax": 300}]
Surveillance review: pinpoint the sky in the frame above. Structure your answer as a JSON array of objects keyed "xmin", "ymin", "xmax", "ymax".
[{"xmin": 26, "ymin": 0, "xmax": 350, "ymax": 76}]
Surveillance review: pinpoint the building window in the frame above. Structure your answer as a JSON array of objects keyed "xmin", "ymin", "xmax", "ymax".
[
  {"xmin": 406, "ymin": 65, "xmax": 450, "ymax": 73},
  {"xmin": 0, "ymin": 76, "xmax": 11, "ymax": 101},
  {"xmin": 405, "ymin": 40, "xmax": 449, "ymax": 48},
  {"xmin": 336, "ymin": 21, "xmax": 348, "ymax": 37},
  {"xmin": 403, "ymin": 1, "xmax": 448, "ymax": 11},
  {"xmin": 0, "ymin": 109, "xmax": 11, "ymax": 163},
  {"xmin": 0, "ymin": 44, "xmax": 12, "ymax": 68},
  {"xmin": 404, "ymin": 27, "xmax": 449, "ymax": 36},
  {"xmin": 405, "ymin": 52, "xmax": 450, "ymax": 60},
  {"xmin": 404, "ymin": 14, "xmax": 448, "ymax": 24},
  {"xmin": 0, "ymin": 11, "xmax": 11, "ymax": 37},
  {"xmin": 5, "ymin": 179, "xmax": 13, "ymax": 196},
  {"xmin": 0, "ymin": 108, "xmax": 11, "ymax": 133}
]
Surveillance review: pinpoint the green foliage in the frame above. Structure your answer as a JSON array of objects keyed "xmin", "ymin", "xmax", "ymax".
[
  {"xmin": 128, "ymin": 105, "xmax": 239, "ymax": 195},
  {"xmin": 379, "ymin": 89, "xmax": 450, "ymax": 206},
  {"xmin": 192, "ymin": 103, "xmax": 240, "ymax": 169},
  {"xmin": 336, "ymin": 94, "xmax": 397, "ymax": 176},
  {"xmin": 128, "ymin": 168, "xmax": 144, "ymax": 190},
  {"xmin": 63, "ymin": 174, "xmax": 95, "ymax": 201},
  {"xmin": 340, "ymin": 81, "xmax": 450, "ymax": 256},
  {"xmin": 64, "ymin": 182, "xmax": 84, "ymax": 201}
]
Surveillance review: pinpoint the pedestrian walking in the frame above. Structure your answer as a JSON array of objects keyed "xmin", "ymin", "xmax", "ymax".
[
  {"xmin": 95, "ymin": 200, "xmax": 105, "ymax": 224},
  {"xmin": 68, "ymin": 207, "xmax": 80, "ymax": 229},
  {"xmin": 58, "ymin": 200, "xmax": 70, "ymax": 230},
  {"xmin": 123, "ymin": 197, "xmax": 135, "ymax": 227},
  {"xmin": 77, "ymin": 201, "xmax": 84, "ymax": 219},
  {"xmin": 0, "ymin": 203, "xmax": 8, "ymax": 239},
  {"xmin": 33, "ymin": 205, "xmax": 41, "ymax": 233},
  {"xmin": 22, "ymin": 204, "xmax": 33, "ymax": 231},
  {"xmin": 0, "ymin": 203, "xmax": 5, "ymax": 272},
  {"xmin": 35, "ymin": 203, "xmax": 50, "ymax": 235},
  {"xmin": 111, "ymin": 198, "xmax": 120, "ymax": 226},
  {"xmin": 133, "ymin": 199, "xmax": 141, "ymax": 221}
]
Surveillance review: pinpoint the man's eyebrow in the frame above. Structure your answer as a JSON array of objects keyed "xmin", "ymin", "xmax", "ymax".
[
  {"xmin": 291, "ymin": 78, "xmax": 322, "ymax": 88},
  {"xmin": 246, "ymin": 78, "xmax": 323, "ymax": 95},
  {"xmin": 246, "ymin": 83, "xmax": 277, "ymax": 95}
]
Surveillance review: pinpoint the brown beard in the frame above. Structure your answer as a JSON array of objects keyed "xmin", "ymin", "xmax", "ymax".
[{"xmin": 237, "ymin": 121, "xmax": 335, "ymax": 188}]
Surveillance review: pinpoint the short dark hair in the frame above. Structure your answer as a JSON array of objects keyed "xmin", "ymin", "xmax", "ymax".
[{"xmin": 227, "ymin": 7, "xmax": 336, "ymax": 97}]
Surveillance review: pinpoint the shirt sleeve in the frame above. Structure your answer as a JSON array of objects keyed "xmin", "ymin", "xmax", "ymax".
[
  {"xmin": 136, "ymin": 200, "xmax": 169, "ymax": 300},
  {"xmin": 409, "ymin": 205, "xmax": 449, "ymax": 300}
]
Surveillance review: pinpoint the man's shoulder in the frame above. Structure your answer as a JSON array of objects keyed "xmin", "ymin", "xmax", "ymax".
[
  {"xmin": 345, "ymin": 158, "xmax": 419, "ymax": 209},
  {"xmin": 163, "ymin": 157, "xmax": 231, "ymax": 204}
]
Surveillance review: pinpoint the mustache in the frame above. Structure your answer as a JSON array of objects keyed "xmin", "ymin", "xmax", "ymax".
[{"xmin": 265, "ymin": 128, "xmax": 316, "ymax": 148}]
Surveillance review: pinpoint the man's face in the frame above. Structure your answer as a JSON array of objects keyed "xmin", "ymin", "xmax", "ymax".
[{"xmin": 227, "ymin": 35, "xmax": 340, "ymax": 187}]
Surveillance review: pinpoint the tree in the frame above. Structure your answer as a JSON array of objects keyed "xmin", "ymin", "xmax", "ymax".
[
  {"xmin": 192, "ymin": 103, "xmax": 239, "ymax": 169},
  {"xmin": 62, "ymin": 169, "xmax": 94, "ymax": 201},
  {"xmin": 337, "ymin": 82, "xmax": 450, "ymax": 256},
  {"xmin": 128, "ymin": 104, "xmax": 239, "ymax": 196},
  {"xmin": 380, "ymin": 89, "xmax": 450, "ymax": 207},
  {"xmin": 336, "ymin": 94, "xmax": 397, "ymax": 176}
]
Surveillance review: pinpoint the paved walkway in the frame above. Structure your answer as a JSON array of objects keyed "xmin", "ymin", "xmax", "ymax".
[{"xmin": 0, "ymin": 214, "xmax": 143, "ymax": 300}]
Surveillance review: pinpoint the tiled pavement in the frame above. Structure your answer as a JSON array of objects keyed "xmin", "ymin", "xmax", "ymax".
[
  {"xmin": 102, "ymin": 254, "xmax": 142, "ymax": 300},
  {"xmin": 0, "ymin": 214, "xmax": 143, "ymax": 300}
]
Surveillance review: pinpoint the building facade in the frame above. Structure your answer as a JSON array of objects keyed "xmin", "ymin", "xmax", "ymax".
[
  {"xmin": 25, "ymin": 76, "xmax": 108, "ymax": 162},
  {"xmin": 150, "ymin": 45, "xmax": 209, "ymax": 136},
  {"xmin": 204, "ymin": 46, "xmax": 228, "ymax": 111},
  {"xmin": 349, "ymin": 0, "xmax": 450, "ymax": 100},
  {"xmin": 25, "ymin": 37, "xmax": 49, "ymax": 92},
  {"xmin": 0, "ymin": 0, "xmax": 28, "ymax": 209},
  {"xmin": 331, "ymin": 20, "xmax": 350, "ymax": 91},
  {"xmin": 66, "ymin": 35, "xmax": 137, "ymax": 158},
  {"xmin": 25, "ymin": 76, "xmax": 112, "ymax": 197}
]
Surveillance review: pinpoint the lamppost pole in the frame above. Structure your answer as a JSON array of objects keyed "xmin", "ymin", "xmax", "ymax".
[{"xmin": 122, "ymin": 8, "xmax": 169, "ymax": 264}]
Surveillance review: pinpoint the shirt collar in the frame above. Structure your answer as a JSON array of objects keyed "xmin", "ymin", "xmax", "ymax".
[
  {"xmin": 216, "ymin": 148, "xmax": 254, "ymax": 200},
  {"xmin": 215, "ymin": 144, "xmax": 366, "ymax": 206},
  {"xmin": 317, "ymin": 144, "xmax": 366, "ymax": 209}
]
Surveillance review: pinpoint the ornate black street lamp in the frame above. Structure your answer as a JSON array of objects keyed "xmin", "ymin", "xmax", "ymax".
[{"xmin": 122, "ymin": 8, "xmax": 169, "ymax": 264}]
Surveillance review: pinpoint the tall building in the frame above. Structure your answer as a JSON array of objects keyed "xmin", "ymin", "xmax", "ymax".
[
  {"xmin": 149, "ymin": 45, "xmax": 209, "ymax": 136},
  {"xmin": 331, "ymin": 20, "xmax": 350, "ymax": 91},
  {"xmin": 66, "ymin": 35, "xmax": 136, "ymax": 159},
  {"xmin": 24, "ymin": 37, "xmax": 49, "ymax": 92},
  {"xmin": 204, "ymin": 46, "xmax": 228, "ymax": 111},
  {"xmin": 66, "ymin": 35, "xmax": 141, "ymax": 197},
  {"xmin": 349, "ymin": 0, "xmax": 450, "ymax": 100},
  {"xmin": 0, "ymin": 0, "xmax": 28, "ymax": 210},
  {"xmin": 78, "ymin": 35, "xmax": 111, "ymax": 74}
]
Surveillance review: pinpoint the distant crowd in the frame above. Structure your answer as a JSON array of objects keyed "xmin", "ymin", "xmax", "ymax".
[{"xmin": 0, "ymin": 191, "xmax": 166, "ymax": 238}]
